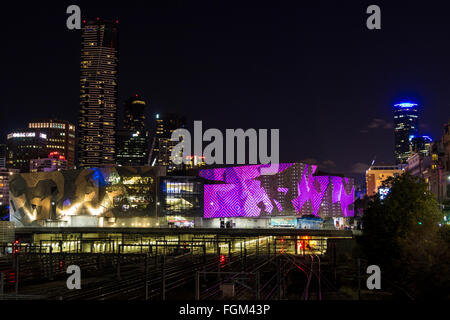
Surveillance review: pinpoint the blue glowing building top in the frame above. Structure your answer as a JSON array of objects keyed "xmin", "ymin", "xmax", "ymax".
[
  {"xmin": 394, "ymin": 102, "xmax": 418, "ymax": 108},
  {"xmin": 393, "ymin": 101, "xmax": 419, "ymax": 164}
]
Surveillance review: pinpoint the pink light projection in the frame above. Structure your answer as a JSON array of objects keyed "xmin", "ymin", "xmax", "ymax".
[
  {"xmin": 201, "ymin": 163, "xmax": 354, "ymax": 218},
  {"xmin": 331, "ymin": 177, "xmax": 355, "ymax": 217},
  {"xmin": 202, "ymin": 164, "xmax": 292, "ymax": 218},
  {"xmin": 291, "ymin": 165, "xmax": 330, "ymax": 216}
]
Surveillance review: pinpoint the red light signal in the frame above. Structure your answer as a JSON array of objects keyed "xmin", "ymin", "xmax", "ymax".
[{"xmin": 12, "ymin": 240, "xmax": 20, "ymax": 255}]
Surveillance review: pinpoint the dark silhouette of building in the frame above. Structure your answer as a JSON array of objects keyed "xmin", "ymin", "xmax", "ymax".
[
  {"xmin": 116, "ymin": 95, "xmax": 149, "ymax": 166},
  {"xmin": 149, "ymin": 113, "xmax": 186, "ymax": 172},
  {"xmin": 78, "ymin": 18, "xmax": 119, "ymax": 168}
]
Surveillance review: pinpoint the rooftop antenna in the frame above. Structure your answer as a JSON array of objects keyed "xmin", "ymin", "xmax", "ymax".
[{"xmin": 370, "ymin": 156, "xmax": 376, "ymax": 166}]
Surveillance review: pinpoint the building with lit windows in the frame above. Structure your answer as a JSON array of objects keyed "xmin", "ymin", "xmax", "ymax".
[
  {"xmin": 160, "ymin": 176, "xmax": 203, "ymax": 227},
  {"xmin": 406, "ymin": 135, "xmax": 433, "ymax": 180},
  {"xmin": 149, "ymin": 113, "xmax": 186, "ymax": 172},
  {"xmin": 30, "ymin": 151, "xmax": 68, "ymax": 172},
  {"xmin": 0, "ymin": 168, "xmax": 18, "ymax": 207},
  {"xmin": 366, "ymin": 164, "xmax": 405, "ymax": 197},
  {"xmin": 0, "ymin": 144, "xmax": 6, "ymax": 168},
  {"xmin": 410, "ymin": 135, "xmax": 432, "ymax": 157},
  {"xmin": 393, "ymin": 102, "xmax": 419, "ymax": 164},
  {"xmin": 116, "ymin": 95, "xmax": 149, "ymax": 166},
  {"xmin": 426, "ymin": 121, "xmax": 450, "ymax": 205},
  {"xmin": 28, "ymin": 120, "xmax": 76, "ymax": 169},
  {"xmin": 183, "ymin": 155, "xmax": 206, "ymax": 170},
  {"xmin": 407, "ymin": 153, "xmax": 431, "ymax": 179},
  {"xmin": 78, "ymin": 18, "xmax": 119, "ymax": 168},
  {"xmin": 443, "ymin": 122, "xmax": 450, "ymax": 204},
  {"xmin": 6, "ymin": 129, "xmax": 48, "ymax": 172}
]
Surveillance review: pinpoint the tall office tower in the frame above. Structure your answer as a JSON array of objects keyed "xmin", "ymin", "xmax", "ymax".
[
  {"xmin": 6, "ymin": 129, "xmax": 48, "ymax": 172},
  {"xmin": 393, "ymin": 102, "xmax": 419, "ymax": 164},
  {"xmin": 116, "ymin": 95, "xmax": 149, "ymax": 166},
  {"xmin": 0, "ymin": 144, "xmax": 6, "ymax": 168},
  {"xmin": 78, "ymin": 18, "xmax": 119, "ymax": 168},
  {"xmin": 149, "ymin": 113, "xmax": 186, "ymax": 172},
  {"xmin": 28, "ymin": 120, "xmax": 76, "ymax": 169}
]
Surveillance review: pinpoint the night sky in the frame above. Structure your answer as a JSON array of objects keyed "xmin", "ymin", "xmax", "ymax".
[{"xmin": 2, "ymin": 0, "xmax": 450, "ymax": 184}]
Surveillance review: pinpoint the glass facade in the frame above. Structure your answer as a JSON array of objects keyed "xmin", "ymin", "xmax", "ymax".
[{"xmin": 160, "ymin": 177, "xmax": 203, "ymax": 216}]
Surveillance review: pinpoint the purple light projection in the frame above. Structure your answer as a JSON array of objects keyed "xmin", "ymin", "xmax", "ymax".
[
  {"xmin": 201, "ymin": 163, "xmax": 354, "ymax": 218},
  {"xmin": 330, "ymin": 177, "xmax": 355, "ymax": 217},
  {"xmin": 203, "ymin": 164, "xmax": 293, "ymax": 218},
  {"xmin": 291, "ymin": 165, "xmax": 330, "ymax": 217}
]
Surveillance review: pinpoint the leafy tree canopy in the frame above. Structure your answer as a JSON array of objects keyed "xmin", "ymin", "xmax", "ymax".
[{"xmin": 360, "ymin": 173, "xmax": 449, "ymax": 299}]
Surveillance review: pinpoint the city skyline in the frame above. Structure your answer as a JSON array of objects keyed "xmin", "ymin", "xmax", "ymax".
[
  {"xmin": 2, "ymin": 1, "xmax": 450, "ymax": 183},
  {"xmin": 0, "ymin": 1, "xmax": 449, "ymax": 304}
]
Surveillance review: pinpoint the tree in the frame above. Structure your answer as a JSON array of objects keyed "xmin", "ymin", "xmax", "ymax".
[{"xmin": 360, "ymin": 172, "xmax": 449, "ymax": 299}]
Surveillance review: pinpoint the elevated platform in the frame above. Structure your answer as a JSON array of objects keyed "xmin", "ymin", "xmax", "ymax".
[{"xmin": 15, "ymin": 227, "xmax": 353, "ymax": 238}]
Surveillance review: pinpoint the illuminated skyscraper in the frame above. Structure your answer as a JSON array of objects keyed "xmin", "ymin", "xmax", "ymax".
[
  {"xmin": 78, "ymin": 18, "xmax": 119, "ymax": 168},
  {"xmin": 116, "ymin": 95, "xmax": 149, "ymax": 166},
  {"xmin": 393, "ymin": 102, "xmax": 419, "ymax": 164}
]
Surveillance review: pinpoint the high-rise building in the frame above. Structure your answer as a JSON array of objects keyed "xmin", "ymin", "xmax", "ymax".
[
  {"xmin": 0, "ymin": 144, "xmax": 6, "ymax": 168},
  {"xmin": 116, "ymin": 95, "xmax": 149, "ymax": 166},
  {"xmin": 6, "ymin": 129, "xmax": 48, "ymax": 172},
  {"xmin": 150, "ymin": 113, "xmax": 186, "ymax": 172},
  {"xmin": 366, "ymin": 164, "xmax": 405, "ymax": 197},
  {"xmin": 78, "ymin": 18, "xmax": 119, "ymax": 168},
  {"xmin": 393, "ymin": 102, "xmax": 419, "ymax": 164},
  {"xmin": 28, "ymin": 120, "xmax": 76, "ymax": 169}
]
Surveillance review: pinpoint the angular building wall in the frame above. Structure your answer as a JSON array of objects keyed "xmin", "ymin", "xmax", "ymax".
[
  {"xmin": 200, "ymin": 163, "xmax": 354, "ymax": 219},
  {"xmin": 9, "ymin": 166, "xmax": 164, "ymax": 227}
]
